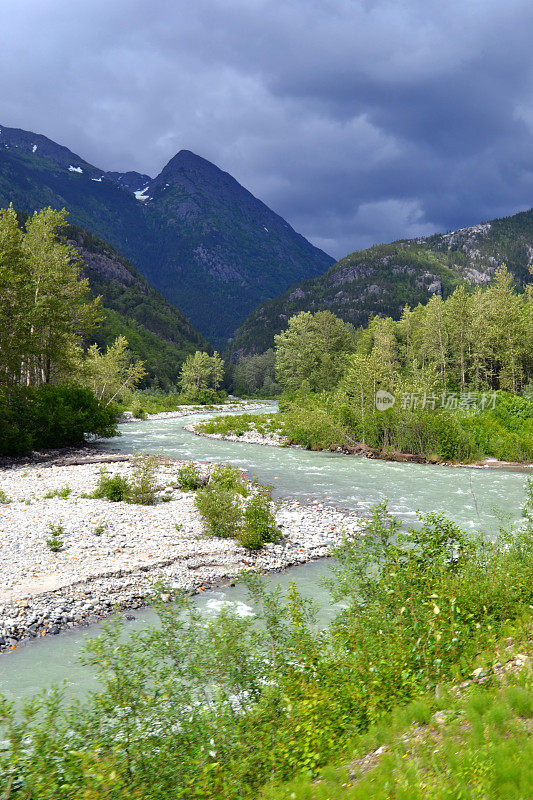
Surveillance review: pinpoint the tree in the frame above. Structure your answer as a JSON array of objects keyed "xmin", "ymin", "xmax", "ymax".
[
  {"xmin": 0, "ymin": 205, "xmax": 27, "ymax": 385},
  {"xmin": 179, "ymin": 351, "xmax": 224, "ymax": 397},
  {"xmin": 420, "ymin": 294, "xmax": 449, "ymax": 389},
  {"xmin": 480, "ymin": 266, "xmax": 528, "ymax": 392},
  {"xmin": 0, "ymin": 206, "xmax": 101, "ymax": 387},
  {"xmin": 81, "ymin": 335, "xmax": 146, "ymax": 406},
  {"xmin": 232, "ymin": 349, "xmax": 280, "ymax": 396},
  {"xmin": 274, "ymin": 311, "xmax": 356, "ymax": 393}
]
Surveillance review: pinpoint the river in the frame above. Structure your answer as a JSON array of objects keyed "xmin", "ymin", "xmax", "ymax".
[{"xmin": 0, "ymin": 406, "xmax": 529, "ymax": 700}]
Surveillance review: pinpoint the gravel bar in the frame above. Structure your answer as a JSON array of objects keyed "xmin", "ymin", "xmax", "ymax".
[{"xmin": 0, "ymin": 452, "xmax": 363, "ymax": 651}]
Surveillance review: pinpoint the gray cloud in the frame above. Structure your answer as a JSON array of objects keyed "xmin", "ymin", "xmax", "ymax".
[{"xmin": 1, "ymin": 0, "xmax": 533, "ymax": 258}]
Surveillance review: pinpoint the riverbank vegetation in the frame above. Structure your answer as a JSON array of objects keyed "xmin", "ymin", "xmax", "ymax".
[
  {"xmin": 1, "ymin": 482, "xmax": 531, "ymax": 798},
  {"xmin": 225, "ymin": 268, "xmax": 532, "ymax": 462},
  {"xmin": 195, "ymin": 464, "xmax": 280, "ymax": 550}
]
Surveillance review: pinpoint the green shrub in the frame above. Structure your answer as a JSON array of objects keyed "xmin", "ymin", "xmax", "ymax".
[
  {"xmin": 176, "ymin": 462, "xmax": 203, "ymax": 491},
  {"xmin": 92, "ymin": 470, "xmax": 130, "ymax": 502},
  {"xmin": 0, "ymin": 384, "xmax": 117, "ymax": 456},
  {"xmin": 240, "ymin": 488, "xmax": 280, "ymax": 550},
  {"xmin": 130, "ymin": 403, "xmax": 147, "ymax": 420},
  {"xmin": 195, "ymin": 483, "xmax": 244, "ymax": 538},
  {"xmin": 210, "ymin": 463, "xmax": 250, "ymax": 496},
  {"xmin": 283, "ymin": 398, "xmax": 348, "ymax": 450},
  {"xmin": 128, "ymin": 452, "xmax": 160, "ymax": 505},
  {"xmin": 45, "ymin": 523, "xmax": 64, "ymax": 552},
  {"xmin": 91, "ymin": 455, "xmax": 160, "ymax": 505},
  {"xmin": 0, "ymin": 489, "xmax": 10, "ymax": 504},
  {"xmin": 196, "ymin": 467, "xmax": 279, "ymax": 549}
]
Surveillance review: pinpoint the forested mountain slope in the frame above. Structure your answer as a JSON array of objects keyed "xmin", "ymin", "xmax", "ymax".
[
  {"xmin": 0, "ymin": 124, "xmax": 334, "ymax": 345},
  {"xmin": 65, "ymin": 225, "xmax": 209, "ymax": 388},
  {"xmin": 230, "ymin": 209, "xmax": 533, "ymax": 355}
]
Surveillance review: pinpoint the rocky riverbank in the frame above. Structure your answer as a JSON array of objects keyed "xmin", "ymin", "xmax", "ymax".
[
  {"xmin": 189, "ymin": 421, "xmax": 533, "ymax": 470},
  {"xmin": 119, "ymin": 400, "xmax": 270, "ymax": 423},
  {"xmin": 184, "ymin": 424, "xmax": 288, "ymax": 447},
  {"xmin": 0, "ymin": 452, "xmax": 362, "ymax": 651}
]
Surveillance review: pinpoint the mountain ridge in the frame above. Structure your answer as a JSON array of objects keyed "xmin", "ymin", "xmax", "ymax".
[
  {"xmin": 229, "ymin": 208, "xmax": 533, "ymax": 356},
  {"xmin": 0, "ymin": 124, "xmax": 334, "ymax": 345}
]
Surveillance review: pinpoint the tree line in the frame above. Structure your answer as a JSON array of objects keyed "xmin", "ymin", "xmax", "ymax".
[{"xmin": 266, "ymin": 269, "xmax": 532, "ymax": 462}]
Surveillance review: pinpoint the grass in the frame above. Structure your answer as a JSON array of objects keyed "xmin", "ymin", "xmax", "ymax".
[
  {"xmin": 121, "ymin": 389, "xmax": 229, "ymax": 416},
  {"xmin": 263, "ymin": 643, "xmax": 533, "ymax": 800},
  {"xmin": 196, "ymin": 412, "xmax": 283, "ymax": 438},
  {"xmin": 45, "ymin": 523, "xmax": 65, "ymax": 552},
  {"xmin": 43, "ymin": 485, "xmax": 72, "ymax": 499}
]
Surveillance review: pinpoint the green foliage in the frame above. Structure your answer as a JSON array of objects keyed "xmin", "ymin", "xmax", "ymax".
[
  {"xmin": 91, "ymin": 455, "xmax": 160, "ymax": 505},
  {"xmin": 43, "ymin": 485, "xmax": 71, "ymax": 499},
  {"xmin": 241, "ymin": 488, "xmax": 281, "ymax": 550},
  {"xmin": 0, "ymin": 489, "xmax": 10, "ymax": 503},
  {"xmin": 119, "ymin": 388, "xmax": 229, "ymax": 415},
  {"xmin": 66, "ymin": 224, "xmax": 209, "ymax": 389},
  {"xmin": 80, "ymin": 334, "xmax": 146, "ymax": 406},
  {"xmin": 264, "ymin": 670, "xmax": 533, "ymax": 800},
  {"xmin": 179, "ymin": 350, "xmax": 225, "ymax": 399},
  {"xmin": 195, "ymin": 465, "xmax": 279, "ymax": 548},
  {"xmin": 195, "ymin": 482, "xmax": 244, "ymax": 539},
  {"xmin": 128, "ymin": 452, "xmax": 160, "ymax": 505},
  {"xmin": 274, "ymin": 311, "xmax": 356, "ymax": 393},
  {"xmin": 282, "ymin": 396, "xmax": 349, "ymax": 451},
  {"xmin": 194, "ymin": 464, "xmax": 249, "ymax": 539},
  {"xmin": 91, "ymin": 470, "xmax": 130, "ymax": 502},
  {"xmin": 1, "ymin": 486, "xmax": 533, "ymax": 798},
  {"xmin": 130, "ymin": 402, "xmax": 147, "ymax": 419},
  {"xmin": 210, "ymin": 464, "xmax": 250, "ymax": 496},
  {"xmin": 0, "ymin": 206, "xmax": 101, "ymax": 387},
  {"xmin": 329, "ymin": 494, "xmax": 533, "ymax": 696},
  {"xmin": 92, "ymin": 523, "xmax": 106, "ymax": 536},
  {"xmin": 0, "ymin": 384, "xmax": 117, "ymax": 456},
  {"xmin": 268, "ymin": 273, "xmax": 532, "ymax": 463},
  {"xmin": 176, "ymin": 462, "xmax": 204, "ymax": 491},
  {"xmin": 231, "ymin": 349, "xmax": 281, "ymax": 396},
  {"xmin": 45, "ymin": 523, "xmax": 64, "ymax": 552},
  {"xmin": 197, "ymin": 413, "xmax": 282, "ymax": 438}
]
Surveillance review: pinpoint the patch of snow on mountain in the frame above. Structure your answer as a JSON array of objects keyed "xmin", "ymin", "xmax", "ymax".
[
  {"xmin": 32, "ymin": 144, "xmax": 37, "ymax": 153},
  {"xmin": 134, "ymin": 185, "xmax": 151, "ymax": 201},
  {"xmin": 68, "ymin": 165, "xmax": 83, "ymax": 173},
  {"xmin": 91, "ymin": 177, "xmax": 103, "ymax": 182}
]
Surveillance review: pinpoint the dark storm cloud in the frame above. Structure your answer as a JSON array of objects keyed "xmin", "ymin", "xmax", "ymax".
[{"xmin": 2, "ymin": 0, "xmax": 533, "ymax": 258}]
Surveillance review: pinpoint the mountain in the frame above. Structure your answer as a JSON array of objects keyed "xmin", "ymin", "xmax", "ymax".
[
  {"xmin": 230, "ymin": 209, "xmax": 533, "ymax": 355},
  {"xmin": 64, "ymin": 224, "xmax": 209, "ymax": 388},
  {"xmin": 0, "ymin": 125, "xmax": 334, "ymax": 346}
]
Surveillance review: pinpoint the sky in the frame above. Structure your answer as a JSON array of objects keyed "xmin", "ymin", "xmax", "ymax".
[{"xmin": 2, "ymin": 0, "xmax": 533, "ymax": 259}]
